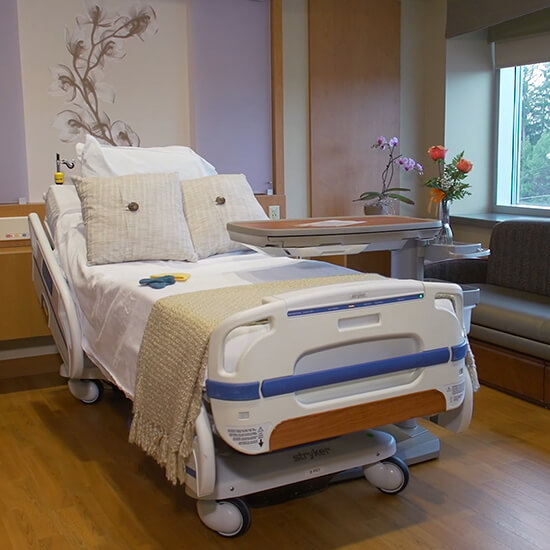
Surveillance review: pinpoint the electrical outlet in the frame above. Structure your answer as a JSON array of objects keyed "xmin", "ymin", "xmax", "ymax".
[{"xmin": 268, "ymin": 205, "xmax": 280, "ymax": 220}]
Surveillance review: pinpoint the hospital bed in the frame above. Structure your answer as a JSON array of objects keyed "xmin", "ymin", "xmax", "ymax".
[{"xmin": 29, "ymin": 165, "xmax": 474, "ymax": 537}]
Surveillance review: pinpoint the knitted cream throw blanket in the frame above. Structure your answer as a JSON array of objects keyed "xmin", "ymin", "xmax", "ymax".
[{"xmin": 129, "ymin": 274, "xmax": 374, "ymax": 485}]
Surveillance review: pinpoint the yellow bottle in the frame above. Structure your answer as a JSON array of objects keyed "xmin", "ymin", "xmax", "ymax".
[{"xmin": 55, "ymin": 153, "xmax": 75, "ymax": 184}]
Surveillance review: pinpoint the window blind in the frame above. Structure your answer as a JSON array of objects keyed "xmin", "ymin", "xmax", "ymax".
[
  {"xmin": 489, "ymin": 8, "xmax": 550, "ymax": 67},
  {"xmin": 494, "ymin": 32, "xmax": 550, "ymax": 68},
  {"xmin": 446, "ymin": 0, "xmax": 550, "ymax": 38}
]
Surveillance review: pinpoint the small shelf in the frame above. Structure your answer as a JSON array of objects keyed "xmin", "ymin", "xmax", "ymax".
[{"xmin": 424, "ymin": 242, "xmax": 490, "ymax": 263}]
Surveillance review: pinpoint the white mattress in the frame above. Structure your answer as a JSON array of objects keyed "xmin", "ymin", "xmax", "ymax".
[{"xmin": 49, "ymin": 187, "xmax": 355, "ymax": 397}]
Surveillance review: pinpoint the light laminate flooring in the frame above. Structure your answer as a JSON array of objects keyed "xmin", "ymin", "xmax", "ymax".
[{"xmin": 0, "ymin": 377, "xmax": 549, "ymax": 549}]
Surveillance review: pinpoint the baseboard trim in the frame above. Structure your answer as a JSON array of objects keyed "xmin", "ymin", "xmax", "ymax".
[
  {"xmin": 0, "ymin": 344, "xmax": 58, "ymax": 361},
  {"xmin": 0, "ymin": 353, "xmax": 62, "ymax": 380}
]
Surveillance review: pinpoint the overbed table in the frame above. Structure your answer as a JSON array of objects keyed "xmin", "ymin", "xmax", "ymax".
[{"xmin": 227, "ymin": 215, "xmax": 442, "ymax": 279}]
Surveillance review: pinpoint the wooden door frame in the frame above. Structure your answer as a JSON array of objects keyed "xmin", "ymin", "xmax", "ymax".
[{"xmin": 271, "ymin": 0, "xmax": 285, "ymax": 196}]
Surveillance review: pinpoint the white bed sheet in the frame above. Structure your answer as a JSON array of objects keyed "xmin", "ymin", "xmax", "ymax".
[{"xmin": 53, "ymin": 209, "xmax": 355, "ymax": 397}]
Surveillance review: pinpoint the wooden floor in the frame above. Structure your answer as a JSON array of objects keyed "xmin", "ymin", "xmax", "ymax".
[{"xmin": 0, "ymin": 376, "xmax": 549, "ymax": 549}]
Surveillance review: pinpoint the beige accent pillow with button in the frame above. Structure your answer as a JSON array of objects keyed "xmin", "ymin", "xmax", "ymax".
[
  {"xmin": 181, "ymin": 174, "xmax": 268, "ymax": 259},
  {"xmin": 74, "ymin": 172, "xmax": 197, "ymax": 265}
]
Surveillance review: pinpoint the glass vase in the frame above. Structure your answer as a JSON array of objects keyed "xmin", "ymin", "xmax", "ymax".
[
  {"xmin": 363, "ymin": 197, "xmax": 395, "ymax": 215},
  {"xmin": 435, "ymin": 199, "xmax": 453, "ymax": 244}
]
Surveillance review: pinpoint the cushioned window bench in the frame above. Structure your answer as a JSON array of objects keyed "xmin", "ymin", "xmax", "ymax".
[{"xmin": 424, "ymin": 220, "xmax": 550, "ymax": 407}]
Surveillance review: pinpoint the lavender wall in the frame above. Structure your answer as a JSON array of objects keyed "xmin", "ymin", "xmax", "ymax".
[
  {"xmin": 0, "ymin": 0, "xmax": 28, "ymax": 203},
  {"xmin": 4, "ymin": 0, "xmax": 272, "ymax": 202},
  {"xmin": 190, "ymin": 0, "xmax": 273, "ymax": 193}
]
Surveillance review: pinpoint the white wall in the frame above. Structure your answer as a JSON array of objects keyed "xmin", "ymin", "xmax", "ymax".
[
  {"xmin": 452, "ymin": 223, "xmax": 493, "ymax": 248},
  {"xmin": 17, "ymin": 0, "xmax": 192, "ymax": 202},
  {"xmin": 445, "ymin": 30, "xmax": 495, "ymax": 215},
  {"xmin": 282, "ymin": 0, "xmax": 309, "ymax": 219},
  {"xmin": 400, "ymin": 0, "xmax": 447, "ymax": 218},
  {"xmin": 400, "ymin": 2, "xmax": 496, "ymax": 256}
]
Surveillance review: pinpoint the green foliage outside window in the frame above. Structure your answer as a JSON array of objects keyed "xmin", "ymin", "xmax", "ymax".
[{"xmin": 519, "ymin": 62, "xmax": 550, "ymax": 205}]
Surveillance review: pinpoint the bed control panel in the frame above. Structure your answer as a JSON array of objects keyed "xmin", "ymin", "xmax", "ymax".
[{"xmin": 0, "ymin": 216, "xmax": 30, "ymax": 241}]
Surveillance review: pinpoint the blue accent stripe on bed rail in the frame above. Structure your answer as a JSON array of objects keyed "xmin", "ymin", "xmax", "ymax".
[
  {"xmin": 206, "ymin": 343, "xmax": 467, "ymax": 402},
  {"xmin": 287, "ymin": 293, "xmax": 424, "ymax": 318},
  {"xmin": 206, "ymin": 380, "xmax": 260, "ymax": 401},
  {"xmin": 451, "ymin": 340, "xmax": 468, "ymax": 361},
  {"xmin": 207, "ymin": 346, "xmax": 453, "ymax": 402},
  {"xmin": 260, "ymin": 347, "xmax": 450, "ymax": 398}
]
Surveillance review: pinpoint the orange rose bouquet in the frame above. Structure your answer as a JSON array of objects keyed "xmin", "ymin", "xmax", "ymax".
[{"xmin": 424, "ymin": 146, "xmax": 473, "ymax": 207}]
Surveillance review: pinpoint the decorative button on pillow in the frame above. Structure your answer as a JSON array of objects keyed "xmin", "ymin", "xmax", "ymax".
[
  {"xmin": 74, "ymin": 172, "xmax": 198, "ymax": 265},
  {"xmin": 181, "ymin": 174, "xmax": 268, "ymax": 259}
]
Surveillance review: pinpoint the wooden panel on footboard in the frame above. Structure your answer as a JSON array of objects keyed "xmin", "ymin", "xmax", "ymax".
[{"xmin": 269, "ymin": 389, "xmax": 446, "ymax": 451}]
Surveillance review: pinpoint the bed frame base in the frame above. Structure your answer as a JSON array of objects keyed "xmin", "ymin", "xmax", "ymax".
[
  {"xmin": 381, "ymin": 422, "xmax": 441, "ymax": 465},
  {"xmin": 187, "ymin": 428, "xmax": 397, "ymax": 502}
]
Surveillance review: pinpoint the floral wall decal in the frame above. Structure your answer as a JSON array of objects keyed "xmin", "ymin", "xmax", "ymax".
[{"xmin": 49, "ymin": 3, "xmax": 157, "ymax": 146}]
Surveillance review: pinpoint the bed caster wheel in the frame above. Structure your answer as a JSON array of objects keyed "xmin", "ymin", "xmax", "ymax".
[
  {"xmin": 196, "ymin": 498, "xmax": 251, "ymax": 537},
  {"xmin": 68, "ymin": 379, "xmax": 104, "ymax": 404},
  {"xmin": 363, "ymin": 455, "xmax": 410, "ymax": 495}
]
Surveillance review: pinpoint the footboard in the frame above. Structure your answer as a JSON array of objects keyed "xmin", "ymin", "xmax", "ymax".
[{"xmin": 206, "ymin": 278, "xmax": 468, "ymax": 454}]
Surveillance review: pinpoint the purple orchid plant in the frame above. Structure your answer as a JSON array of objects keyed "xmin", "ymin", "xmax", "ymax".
[{"xmin": 355, "ymin": 136, "xmax": 423, "ymax": 208}]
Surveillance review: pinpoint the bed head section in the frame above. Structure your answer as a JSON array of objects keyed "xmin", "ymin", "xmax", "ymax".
[{"xmin": 44, "ymin": 135, "xmax": 268, "ymax": 263}]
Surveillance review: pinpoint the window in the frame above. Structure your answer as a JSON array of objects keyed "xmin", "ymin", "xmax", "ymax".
[{"xmin": 496, "ymin": 62, "xmax": 550, "ymax": 213}]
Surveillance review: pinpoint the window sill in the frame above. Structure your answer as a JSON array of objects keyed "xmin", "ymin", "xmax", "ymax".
[{"xmin": 451, "ymin": 212, "xmax": 550, "ymax": 229}]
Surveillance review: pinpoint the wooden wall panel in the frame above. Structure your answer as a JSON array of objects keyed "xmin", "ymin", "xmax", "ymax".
[
  {"xmin": 0, "ymin": 203, "xmax": 50, "ymax": 341},
  {"xmin": 256, "ymin": 194, "xmax": 287, "ymax": 218},
  {"xmin": 309, "ymin": 0, "xmax": 401, "ymax": 217},
  {"xmin": 271, "ymin": 0, "xmax": 285, "ymax": 196},
  {"xmin": 0, "ymin": 248, "xmax": 51, "ymax": 340}
]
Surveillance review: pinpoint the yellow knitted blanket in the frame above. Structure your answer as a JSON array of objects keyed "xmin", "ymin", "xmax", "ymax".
[{"xmin": 129, "ymin": 273, "xmax": 375, "ymax": 485}]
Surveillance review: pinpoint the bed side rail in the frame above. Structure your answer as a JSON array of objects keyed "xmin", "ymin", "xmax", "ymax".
[{"xmin": 28, "ymin": 212, "xmax": 86, "ymax": 379}]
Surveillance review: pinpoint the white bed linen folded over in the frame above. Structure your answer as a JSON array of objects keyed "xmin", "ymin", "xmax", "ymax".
[{"xmin": 54, "ymin": 211, "xmax": 356, "ymax": 397}]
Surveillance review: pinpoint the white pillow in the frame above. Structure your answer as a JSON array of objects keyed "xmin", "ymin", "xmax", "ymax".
[
  {"xmin": 74, "ymin": 172, "xmax": 198, "ymax": 265},
  {"xmin": 76, "ymin": 134, "xmax": 217, "ymax": 180},
  {"xmin": 181, "ymin": 174, "xmax": 268, "ymax": 259}
]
